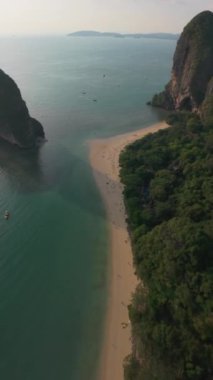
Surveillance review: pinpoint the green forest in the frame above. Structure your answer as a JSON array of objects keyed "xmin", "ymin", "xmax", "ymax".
[{"xmin": 120, "ymin": 112, "xmax": 212, "ymax": 380}]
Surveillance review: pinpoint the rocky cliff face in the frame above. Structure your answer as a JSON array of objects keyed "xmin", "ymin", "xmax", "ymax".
[
  {"xmin": 0, "ymin": 69, "xmax": 45, "ymax": 148},
  {"xmin": 151, "ymin": 11, "xmax": 213, "ymax": 115}
]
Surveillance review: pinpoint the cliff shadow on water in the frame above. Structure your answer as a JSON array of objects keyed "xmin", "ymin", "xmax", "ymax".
[
  {"xmin": 0, "ymin": 136, "xmax": 127, "ymax": 228},
  {"xmin": 0, "ymin": 139, "xmax": 45, "ymax": 193}
]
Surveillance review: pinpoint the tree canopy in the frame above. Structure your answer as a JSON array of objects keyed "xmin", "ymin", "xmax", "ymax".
[{"xmin": 120, "ymin": 112, "xmax": 213, "ymax": 380}]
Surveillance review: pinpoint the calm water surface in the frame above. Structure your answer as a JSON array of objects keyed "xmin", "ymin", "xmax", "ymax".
[{"xmin": 0, "ymin": 36, "xmax": 175, "ymax": 380}]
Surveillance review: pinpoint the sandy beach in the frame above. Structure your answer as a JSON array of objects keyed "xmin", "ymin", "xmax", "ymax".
[{"xmin": 89, "ymin": 121, "xmax": 169, "ymax": 380}]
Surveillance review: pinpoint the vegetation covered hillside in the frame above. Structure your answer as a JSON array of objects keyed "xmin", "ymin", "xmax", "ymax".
[
  {"xmin": 0, "ymin": 69, "xmax": 44, "ymax": 148},
  {"xmin": 120, "ymin": 113, "xmax": 213, "ymax": 380}
]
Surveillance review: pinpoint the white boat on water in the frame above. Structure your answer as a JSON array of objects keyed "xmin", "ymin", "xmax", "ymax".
[{"xmin": 4, "ymin": 210, "xmax": 10, "ymax": 220}]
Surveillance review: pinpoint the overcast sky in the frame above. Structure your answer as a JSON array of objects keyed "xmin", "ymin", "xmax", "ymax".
[{"xmin": 0, "ymin": 0, "xmax": 212, "ymax": 35}]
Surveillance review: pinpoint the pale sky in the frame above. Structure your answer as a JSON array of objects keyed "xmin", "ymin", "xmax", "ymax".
[{"xmin": 0, "ymin": 0, "xmax": 212, "ymax": 35}]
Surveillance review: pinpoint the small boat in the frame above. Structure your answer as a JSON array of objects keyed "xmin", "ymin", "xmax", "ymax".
[{"xmin": 4, "ymin": 210, "xmax": 10, "ymax": 220}]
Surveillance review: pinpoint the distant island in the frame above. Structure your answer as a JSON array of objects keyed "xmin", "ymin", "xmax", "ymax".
[{"xmin": 68, "ymin": 31, "xmax": 179, "ymax": 40}]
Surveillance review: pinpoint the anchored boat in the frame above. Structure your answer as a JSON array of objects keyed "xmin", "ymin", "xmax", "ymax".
[{"xmin": 4, "ymin": 210, "xmax": 10, "ymax": 220}]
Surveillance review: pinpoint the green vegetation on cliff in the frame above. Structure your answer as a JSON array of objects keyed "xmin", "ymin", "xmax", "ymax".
[
  {"xmin": 151, "ymin": 11, "xmax": 213, "ymax": 114},
  {"xmin": 201, "ymin": 94, "xmax": 213, "ymax": 127},
  {"xmin": 120, "ymin": 112, "xmax": 213, "ymax": 380},
  {"xmin": 0, "ymin": 69, "xmax": 44, "ymax": 148}
]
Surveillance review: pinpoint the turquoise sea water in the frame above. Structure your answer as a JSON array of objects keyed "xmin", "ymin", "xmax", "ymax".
[{"xmin": 0, "ymin": 36, "xmax": 175, "ymax": 380}]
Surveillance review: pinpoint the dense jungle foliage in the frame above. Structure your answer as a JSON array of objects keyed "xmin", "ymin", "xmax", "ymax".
[{"xmin": 120, "ymin": 112, "xmax": 213, "ymax": 380}]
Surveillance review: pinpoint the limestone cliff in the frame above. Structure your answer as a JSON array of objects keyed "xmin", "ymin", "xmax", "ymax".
[
  {"xmin": 0, "ymin": 69, "xmax": 45, "ymax": 148},
  {"xmin": 151, "ymin": 11, "xmax": 213, "ymax": 116}
]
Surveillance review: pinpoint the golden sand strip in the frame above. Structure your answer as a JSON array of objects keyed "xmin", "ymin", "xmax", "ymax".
[{"xmin": 89, "ymin": 122, "xmax": 169, "ymax": 380}]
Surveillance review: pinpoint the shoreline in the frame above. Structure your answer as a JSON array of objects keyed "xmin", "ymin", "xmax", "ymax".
[{"xmin": 88, "ymin": 121, "xmax": 169, "ymax": 380}]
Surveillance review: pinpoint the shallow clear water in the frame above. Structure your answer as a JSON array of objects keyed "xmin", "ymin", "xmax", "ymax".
[{"xmin": 0, "ymin": 36, "xmax": 175, "ymax": 380}]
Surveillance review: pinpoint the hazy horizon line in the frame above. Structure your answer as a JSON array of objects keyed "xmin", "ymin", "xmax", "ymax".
[{"xmin": 0, "ymin": 30, "xmax": 181, "ymax": 37}]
